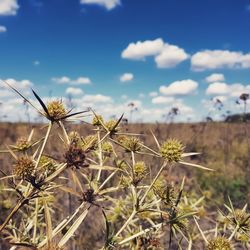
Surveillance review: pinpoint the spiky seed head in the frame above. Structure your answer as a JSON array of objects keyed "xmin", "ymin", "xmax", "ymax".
[
  {"xmin": 160, "ymin": 139, "xmax": 184, "ymax": 162},
  {"xmin": 118, "ymin": 136, "xmax": 142, "ymax": 152},
  {"xmin": 15, "ymin": 137, "xmax": 31, "ymax": 151},
  {"xmin": 206, "ymin": 237, "xmax": 233, "ymax": 250},
  {"xmin": 102, "ymin": 142, "xmax": 113, "ymax": 156},
  {"xmin": 47, "ymin": 100, "xmax": 67, "ymax": 120},
  {"xmin": 81, "ymin": 135, "xmax": 97, "ymax": 151},
  {"xmin": 105, "ymin": 119, "xmax": 119, "ymax": 133},
  {"xmin": 92, "ymin": 115, "xmax": 104, "ymax": 126},
  {"xmin": 228, "ymin": 209, "xmax": 250, "ymax": 231},
  {"xmin": 82, "ymin": 188, "xmax": 95, "ymax": 203},
  {"xmin": 13, "ymin": 156, "xmax": 35, "ymax": 179},
  {"xmin": 134, "ymin": 161, "xmax": 147, "ymax": 175}
]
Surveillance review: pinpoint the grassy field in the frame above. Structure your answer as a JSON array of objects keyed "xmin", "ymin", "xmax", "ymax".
[{"xmin": 0, "ymin": 121, "xmax": 250, "ymax": 249}]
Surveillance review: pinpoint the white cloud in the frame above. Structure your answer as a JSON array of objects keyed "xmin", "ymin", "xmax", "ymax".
[
  {"xmin": 121, "ymin": 38, "xmax": 164, "ymax": 60},
  {"xmin": 121, "ymin": 38, "xmax": 188, "ymax": 68},
  {"xmin": 52, "ymin": 76, "xmax": 91, "ymax": 85},
  {"xmin": 155, "ymin": 44, "xmax": 189, "ymax": 68},
  {"xmin": 149, "ymin": 91, "xmax": 158, "ymax": 97},
  {"xmin": 120, "ymin": 73, "xmax": 134, "ymax": 82},
  {"xmin": 152, "ymin": 96, "xmax": 175, "ymax": 104},
  {"xmin": 205, "ymin": 73, "xmax": 225, "ymax": 83},
  {"xmin": 0, "ymin": 0, "xmax": 19, "ymax": 15},
  {"xmin": 81, "ymin": 94, "xmax": 112, "ymax": 103},
  {"xmin": 159, "ymin": 79, "xmax": 198, "ymax": 96},
  {"xmin": 66, "ymin": 87, "xmax": 83, "ymax": 96},
  {"xmin": 191, "ymin": 50, "xmax": 250, "ymax": 71},
  {"xmin": 206, "ymin": 82, "xmax": 250, "ymax": 97},
  {"xmin": 80, "ymin": 0, "xmax": 120, "ymax": 10},
  {"xmin": 0, "ymin": 25, "xmax": 7, "ymax": 33}
]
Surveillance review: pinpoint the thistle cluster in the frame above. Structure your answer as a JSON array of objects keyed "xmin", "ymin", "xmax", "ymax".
[
  {"xmin": 206, "ymin": 237, "xmax": 233, "ymax": 250},
  {"xmin": 46, "ymin": 100, "xmax": 67, "ymax": 120}
]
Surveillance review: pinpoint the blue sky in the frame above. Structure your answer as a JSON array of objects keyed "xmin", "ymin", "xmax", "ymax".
[{"xmin": 0, "ymin": 0, "xmax": 250, "ymax": 122}]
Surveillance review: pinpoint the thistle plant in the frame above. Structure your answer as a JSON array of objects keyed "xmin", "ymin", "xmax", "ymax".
[{"xmin": 0, "ymin": 80, "xmax": 249, "ymax": 249}]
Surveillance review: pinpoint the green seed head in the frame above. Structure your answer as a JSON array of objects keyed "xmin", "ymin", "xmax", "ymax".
[
  {"xmin": 102, "ymin": 142, "xmax": 113, "ymax": 155},
  {"xmin": 160, "ymin": 139, "xmax": 184, "ymax": 162},
  {"xmin": 119, "ymin": 136, "xmax": 142, "ymax": 152},
  {"xmin": 206, "ymin": 237, "xmax": 233, "ymax": 250},
  {"xmin": 13, "ymin": 156, "xmax": 35, "ymax": 179},
  {"xmin": 105, "ymin": 119, "xmax": 119, "ymax": 133}
]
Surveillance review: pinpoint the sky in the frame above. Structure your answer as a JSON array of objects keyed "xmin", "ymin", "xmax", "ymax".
[{"xmin": 0, "ymin": 0, "xmax": 250, "ymax": 122}]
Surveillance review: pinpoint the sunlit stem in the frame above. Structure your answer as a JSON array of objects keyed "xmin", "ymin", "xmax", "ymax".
[
  {"xmin": 228, "ymin": 224, "xmax": 239, "ymax": 241},
  {"xmin": 97, "ymin": 128, "xmax": 103, "ymax": 181},
  {"xmin": 140, "ymin": 161, "xmax": 168, "ymax": 205},
  {"xmin": 59, "ymin": 120, "xmax": 70, "ymax": 145}
]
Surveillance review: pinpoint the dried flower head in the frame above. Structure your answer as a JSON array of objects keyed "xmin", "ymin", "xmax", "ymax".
[
  {"xmin": 46, "ymin": 100, "xmax": 67, "ymax": 121},
  {"xmin": 206, "ymin": 237, "xmax": 233, "ymax": 250},
  {"xmin": 92, "ymin": 115, "xmax": 104, "ymax": 126},
  {"xmin": 82, "ymin": 188, "xmax": 95, "ymax": 203},
  {"xmin": 13, "ymin": 156, "xmax": 35, "ymax": 179},
  {"xmin": 65, "ymin": 143, "xmax": 88, "ymax": 169},
  {"xmin": 118, "ymin": 136, "xmax": 142, "ymax": 152},
  {"xmin": 154, "ymin": 182, "xmax": 176, "ymax": 206},
  {"xmin": 15, "ymin": 137, "xmax": 31, "ymax": 151},
  {"xmin": 160, "ymin": 139, "xmax": 184, "ymax": 162}
]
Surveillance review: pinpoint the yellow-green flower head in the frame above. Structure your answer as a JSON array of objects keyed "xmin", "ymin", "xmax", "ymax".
[
  {"xmin": 102, "ymin": 142, "xmax": 113, "ymax": 154},
  {"xmin": 206, "ymin": 237, "xmax": 233, "ymax": 250},
  {"xmin": 92, "ymin": 115, "xmax": 104, "ymax": 126},
  {"xmin": 47, "ymin": 100, "xmax": 67, "ymax": 120},
  {"xmin": 119, "ymin": 136, "xmax": 142, "ymax": 152},
  {"xmin": 105, "ymin": 119, "xmax": 119, "ymax": 133},
  {"xmin": 15, "ymin": 137, "xmax": 31, "ymax": 151},
  {"xmin": 228, "ymin": 209, "xmax": 250, "ymax": 231},
  {"xmin": 134, "ymin": 161, "xmax": 147, "ymax": 176},
  {"xmin": 13, "ymin": 156, "xmax": 35, "ymax": 179},
  {"xmin": 160, "ymin": 139, "xmax": 184, "ymax": 162}
]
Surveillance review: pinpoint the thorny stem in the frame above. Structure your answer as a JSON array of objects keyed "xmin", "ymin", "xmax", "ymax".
[
  {"xmin": 115, "ymin": 210, "xmax": 137, "ymax": 237},
  {"xmin": 228, "ymin": 224, "xmax": 239, "ymax": 241},
  {"xmin": 59, "ymin": 120, "xmax": 70, "ymax": 145},
  {"xmin": 97, "ymin": 128, "xmax": 103, "ymax": 181},
  {"xmin": 140, "ymin": 161, "xmax": 168, "ymax": 205}
]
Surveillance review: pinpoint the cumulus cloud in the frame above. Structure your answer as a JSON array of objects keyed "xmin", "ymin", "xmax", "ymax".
[
  {"xmin": 206, "ymin": 82, "xmax": 250, "ymax": 97},
  {"xmin": 152, "ymin": 96, "xmax": 175, "ymax": 104},
  {"xmin": 122, "ymin": 38, "xmax": 164, "ymax": 60},
  {"xmin": 52, "ymin": 76, "xmax": 91, "ymax": 85},
  {"xmin": 159, "ymin": 79, "xmax": 198, "ymax": 96},
  {"xmin": 191, "ymin": 50, "xmax": 250, "ymax": 71},
  {"xmin": 205, "ymin": 73, "xmax": 225, "ymax": 83},
  {"xmin": 33, "ymin": 60, "xmax": 40, "ymax": 66},
  {"xmin": 149, "ymin": 91, "xmax": 158, "ymax": 97},
  {"xmin": 121, "ymin": 38, "xmax": 189, "ymax": 68},
  {"xmin": 120, "ymin": 73, "xmax": 134, "ymax": 82},
  {"xmin": 80, "ymin": 0, "xmax": 120, "ymax": 10},
  {"xmin": 0, "ymin": 0, "xmax": 19, "ymax": 15},
  {"xmin": 66, "ymin": 87, "xmax": 83, "ymax": 96},
  {"xmin": 0, "ymin": 25, "xmax": 7, "ymax": 33},
  {"xmin": 81, "ymin": 94, "xmax": 113, "ymax": 103},
  {"xmin": 155, "ymin": 44, "xmax": 189, "ymax": 68}
]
